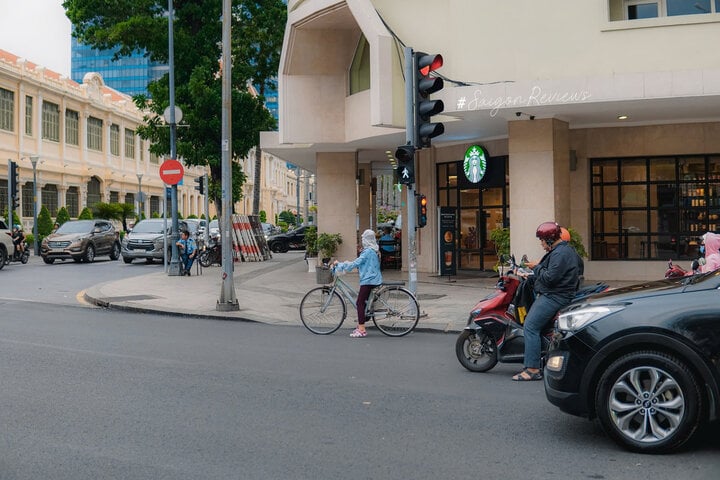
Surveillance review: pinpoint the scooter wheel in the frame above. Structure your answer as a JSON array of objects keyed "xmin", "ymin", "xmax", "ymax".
[{"xmin": 456, "ymin": 329, "xmax": 498, "ymax": 372}]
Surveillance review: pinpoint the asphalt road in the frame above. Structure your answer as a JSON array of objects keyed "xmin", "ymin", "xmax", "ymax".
[{"xmin": 0, "ymin": 259, "xmax": 718, "ymax": 479}]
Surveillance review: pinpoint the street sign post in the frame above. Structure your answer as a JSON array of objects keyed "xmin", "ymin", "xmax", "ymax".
[{"xmin": 159, "ymin": 159, "xmax": 184, "ymax": 185}]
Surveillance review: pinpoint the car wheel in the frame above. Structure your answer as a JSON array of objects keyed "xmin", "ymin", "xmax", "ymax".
[
  {"xmin": 595, "ymin": 351, "xmax": 702, "ymax": 453},
  {"xmin": 84, "ymin": 244, "xmax": 96, "ymax": 263},
  {"xmin": 0, "ymin": 247, "xmax": 6, "ymax": 270},
  {"xmin": 109, "ymin": 242, "xmax": 121, "ymax": 260},
  {"xmin": 43, "ymin": 256, "xmax": 55, "ymax": 264},
  {"xmin": 123, "ymin": 256, "xmax": 133, "ymax": 264}
]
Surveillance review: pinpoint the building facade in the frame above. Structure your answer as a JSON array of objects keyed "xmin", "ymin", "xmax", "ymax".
[
  {"xmin": 0, "ymin": 49, "xmax": 204, "ymax": 229},
  {"xmin": 261, "ymin": 0, "xmax": 720, "ymax": 281}
]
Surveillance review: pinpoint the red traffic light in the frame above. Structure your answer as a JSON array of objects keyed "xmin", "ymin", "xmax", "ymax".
[{"xmin": 418, "ymin": 54, "xmax": 443, "ymax": 76}]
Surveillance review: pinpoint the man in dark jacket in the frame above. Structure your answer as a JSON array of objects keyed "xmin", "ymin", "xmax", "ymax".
[{"xmin": 512, "ymin": 221, "xmax": 579, "ymax": 381}]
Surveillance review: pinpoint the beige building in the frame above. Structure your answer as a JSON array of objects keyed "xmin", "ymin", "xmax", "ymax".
[
  {"xmin": 235, "ymin": 148, "xmax": 316, "ymax": 226},
  {"xmin": 261, "ymin": 0, "xmax": 720, "ymax": 281},
  {"xmin": 0, "ymin": 49, "xmax": 205, "ymax": 229}
]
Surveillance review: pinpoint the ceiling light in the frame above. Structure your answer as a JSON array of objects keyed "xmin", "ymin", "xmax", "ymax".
[{"xmin": 617, "ymin": 115, "xmax": 628, "ymax": 120}]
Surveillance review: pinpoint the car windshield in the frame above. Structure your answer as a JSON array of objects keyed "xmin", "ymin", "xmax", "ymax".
[
  {"xmin": 209, "ymin": 220, "xmax": 218, "ymax": 229},
  {"xmin": 56, "ymin": 221, "xmax": 94, "ymax": 234},
  {"xmin": 132, "ymin": 221, "xmax": 166, "ymax": 234}
]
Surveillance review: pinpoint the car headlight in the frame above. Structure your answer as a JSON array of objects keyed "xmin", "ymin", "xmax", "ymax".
[{"xmin": 557, "ymin": 305, "xmax": 624, "ymax": 332}]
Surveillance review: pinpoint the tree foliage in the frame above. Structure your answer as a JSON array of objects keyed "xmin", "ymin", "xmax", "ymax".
[
  {"xmin": 93, "ymin": 202, "xmax": 122, "ymax": 220},
  {"xmin": 55, "ymin": 206, "xmax": 71, "ymax": 226},
  {"xmin": 78, "ymin": 207, "xmax": 94, "ymax": 220},
  {"xmin": 63, "ymin": 0, "xmax": 286, "ymax": 213},
  {"xmin": 37, "ymin": 206, "xmax": 54, "ymax": 237}
]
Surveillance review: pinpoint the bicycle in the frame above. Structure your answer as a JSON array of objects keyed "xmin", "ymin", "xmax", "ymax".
[{"xmin": 299, "ymin": 266, "xmax": 420, "ymax": 336}]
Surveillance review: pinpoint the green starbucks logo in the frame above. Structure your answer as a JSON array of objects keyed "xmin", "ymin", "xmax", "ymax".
[{"xmin": 463, "ymin": 145, "xmax": 487, "ymax": 183}]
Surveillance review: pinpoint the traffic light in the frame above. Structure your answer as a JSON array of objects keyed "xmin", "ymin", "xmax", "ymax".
[
  {"xmin": 9, "ymin": 160, "xmax": 19, "ymax": 209},
  {"xmin": 414, "ymin": 52, "xmax": 445, "ymax": 148},
  {"xmin": 417, "ymin": 194, "xmax": 427, "ymax": 228},
  {"xmin": 194, "ymin": 175, "xmax": 204, "ymax": 195},
  {"xmin": 395, "ymin": 144, "xmax": 415, "ymax": 185}
]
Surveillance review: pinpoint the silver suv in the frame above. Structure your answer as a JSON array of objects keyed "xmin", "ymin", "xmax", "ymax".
[{"xmin": 121, "ymin": 218, "xmax": 188, "ymax": 264}]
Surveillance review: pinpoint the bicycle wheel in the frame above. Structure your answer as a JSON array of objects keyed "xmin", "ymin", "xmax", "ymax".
[
  {"xmin": 370, "ymin": 286, "xmax": 419, "ymax": 337},
  {"xmin": 299, "ymin": 287, "xmax": 346, "ymax": 334}
]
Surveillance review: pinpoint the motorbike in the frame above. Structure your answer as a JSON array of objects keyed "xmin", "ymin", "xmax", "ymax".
[
  {"xmin": 199, "ymin": 234, "xmax": 222, "ymax": 267},
  {"xmin": 5, "ymin": 241, "xmax": 30, "ymax": 265},
  {"xmin": 664, "ymin": 258, "xmax": 702, "ymax": 279},
  {"xmin": 456, "ymin": 255, "xmax": 609, "ymax": 373}
]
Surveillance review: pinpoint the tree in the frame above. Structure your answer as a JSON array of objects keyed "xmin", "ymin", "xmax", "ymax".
[
  {"xmin": 278, "ymin": 210, "xmax": 297, "ymax": 227},
  {"xmin": 2, "ymin": 208, "xmax": 21, "ymax": 226},
  {"xmin": 55, "ymin": 206, "xmax": 71, "ymax": 226},
  {"xmin": 37, "ymin": 205, "xmax": 54, "ymax": 238},
  {"xmin": 78, "ymin": 207, "xmax": 93, "ymax": 220},
  {"xmin": 64, "ymin": 0, "xmax": 286, "ymax": 215},
  {"xmin": 259, "ymin": 210, "xmax": 267, "ymax": 223},
  {"xmin": 92, "ymin": 202, "xmax": 122, "ymax": 220},
  {"xmin": 116, "ymin": 203, "xmax": 136, "ymax": 232}
]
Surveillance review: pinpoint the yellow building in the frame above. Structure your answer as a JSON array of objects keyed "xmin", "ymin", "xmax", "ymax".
[
  {"xmin": 0, "ymin": 49, "xmax": 205, "ymax": 228},
  {"xmin": 262, "ymin": 0, "xmax": 720, "ymax": 281}
]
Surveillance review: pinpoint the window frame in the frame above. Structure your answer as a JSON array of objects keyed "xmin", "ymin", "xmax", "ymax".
[
  {"xmin": 110, "ymin": 123, "xmax": 120, "ymax": 156},
  {"xmin": 25, "ymin": 96, "xmax": 33, "ymax": 136},
  {"xmin": 124, "ymin": 128, "xmax": 135, "ymax": 159},
  {"xmin": 65, "ymin": 109, "xmax": 79, "ymax": 146},
  {"xmin": 621, "ymin": 0, "xmax": 719, "ymax": 19},
  {"xmin": 87, "ymin": 116, "xmax": 103, "ymax": 151},
  {"xmin": 41, "ymin": 101, "xmax": 60, "ymax": 142},
  {"xmin": 0, "ymin": 87, "xmax": 14, "ymax": 132}
]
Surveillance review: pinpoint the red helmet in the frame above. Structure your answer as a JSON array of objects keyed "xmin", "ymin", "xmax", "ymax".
[
  {"xmin": 536, "ymin": 221, "xmax": 561, "ymax": 243},
  {"xmin": 560, "ymin": 227, "xmax": 571, "ymax": 242}
]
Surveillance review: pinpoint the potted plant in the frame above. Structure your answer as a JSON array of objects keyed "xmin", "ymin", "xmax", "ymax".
[
  {"xmin": 304, "ymin": 226, "xmax": 318, "ymax": 272},
  {"xmin": 317, "ymin": 232, "xmax": 343, "ymax": 265},
  {"xmin": 489, "ymin": 227, "xmax": 510, "ymax": 274}
]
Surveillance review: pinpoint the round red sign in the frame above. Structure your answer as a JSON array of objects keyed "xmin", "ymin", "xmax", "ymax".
[{"xmin": 159, "ymin": 159, "xmax": 184, "ymax": 185}]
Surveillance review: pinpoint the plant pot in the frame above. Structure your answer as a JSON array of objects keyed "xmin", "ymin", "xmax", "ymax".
[{"xmin": 307, "ymin": 257, "xmax": 317, "ymax": 272}]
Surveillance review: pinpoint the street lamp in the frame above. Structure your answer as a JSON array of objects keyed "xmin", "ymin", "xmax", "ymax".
[
  {"xmin": 137, "ymin": 173, "xmax": 143, "ymax": 218},
  {"xmin": 30, "ymin": 155, "xmax": 39, "ymax": 256}
]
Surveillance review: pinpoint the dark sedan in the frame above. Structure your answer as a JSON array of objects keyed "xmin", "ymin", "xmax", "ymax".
[
  {"xmin": 544, "ymin": 272, "xmax": 720, "ymax": 453},
  {"xmin": 266, "ymin": 226, "xmax": 307, "ymax": 253}
]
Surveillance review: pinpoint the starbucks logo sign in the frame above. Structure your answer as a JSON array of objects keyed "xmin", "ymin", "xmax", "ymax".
[{"xmin": 463, "ymin": 145, "xmax": 488, "ymax": 183}]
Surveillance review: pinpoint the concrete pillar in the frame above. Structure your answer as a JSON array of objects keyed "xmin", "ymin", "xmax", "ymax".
[
  {"xmin": 357, "ymin": 164, "xmax": 371, "ymax": 234},
  {"xmin": 508, "ymin": 118, "xmax": 570, "ymax": 260},
  {"xmin": 316, "ymin": 152, "xmax": 357, "ymax": 261}
]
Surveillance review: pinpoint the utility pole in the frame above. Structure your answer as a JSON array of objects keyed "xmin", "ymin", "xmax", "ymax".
[
  {"xmin": 217, "ymin": 0, "xmax": 238, "ymax": 310},
  {"xmin": 167, "ymin": 0, "xmax": 181, "ymax": 276}
]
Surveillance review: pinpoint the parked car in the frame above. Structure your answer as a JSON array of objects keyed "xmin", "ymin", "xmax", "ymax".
[
  {"xmin": 121, "ymin": 218, "xmax": 188, "ymax": 264},
  {"xmin": 266, "ymin": 226, "xmax": 307, "ymax": 253},
  {"xmin": 41, "ymin": 219, "xmax": 120, "ymax": 264},
  {"xmin": 261, "ymin": 222, "xmax": 279, "ymax": 239},
  {"xmin": 544, "ymin": 273, "xmax": 720, "ymax": 453},
  {"xmin": 208, "ymin": 219, "xmax": 219, "ymax": 237},
  {"xmin": 0, "ymin": 218, "xmax": 15, "ymax": 269}
]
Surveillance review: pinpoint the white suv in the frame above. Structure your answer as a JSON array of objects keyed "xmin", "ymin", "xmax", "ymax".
[{"xmin": 0, "ymin": 218, "xmax": 15, "ymax": 269}]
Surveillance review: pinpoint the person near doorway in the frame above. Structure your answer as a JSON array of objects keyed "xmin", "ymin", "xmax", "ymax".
[
  {"xmin": 379, "ymin": 227, "xmax": 396, "ymax": 252},
  {"xmin": 513, "ymin": 221, "xmax": 579, "ymax": 381}
]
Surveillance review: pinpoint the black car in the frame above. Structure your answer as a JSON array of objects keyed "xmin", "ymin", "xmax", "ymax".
[
  {"xmin": 545, "ymin": 272, "xmax": 720, "ymax": 453},
  {"xmin": 267, "ymin": 226, "xmax": 307, "ymax": 253}
]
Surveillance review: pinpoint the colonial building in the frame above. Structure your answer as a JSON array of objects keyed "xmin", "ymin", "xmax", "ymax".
[
  {"xmin": 0, "ymin": 49, "xmax": 204, "ymax": 228},
  {"xmin": 261, "ymin": 0, "xmax": 720, "ymax": 281}
]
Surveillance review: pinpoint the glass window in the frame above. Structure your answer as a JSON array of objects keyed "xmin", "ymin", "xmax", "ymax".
[
  {"xmin": 110, "ymin": 124, "xmax": 120, "ymax": 156},
  {"xmin": 667, "ymin": 0, "xmax": 710, "ymax": 15},
  {"xmin": 25, "ymin": 96, "xmax": 33, "ymax": 136},
  {"xmin": 110, "ymin": 191, "xmax": 119, "ymax": 203},
  {"xmin": 0, "ymin": 87, "xmax": 14, "ymax": 131},
  {"xmin": 149, "ymin": 152, "xmax": 159, "ymax": 165},
  {"xmin": 628, "ymin": 2, "xmax": 659, "ymax": 19},
  {"xmin": 87, "ymin": 116, "xmax": 103, "ymax": 151},
  {"xmin": 65, "ymin": 109, "xmax": 79, "ymax": 146},
  {"xmin": 66, "ymin": 187, "xmax": 79, "ymax": 217},
  {"xmin": 592, "ymin": 155, "xmax": 719, "ymax": 260},
  {"xmin": 42, "ymin": 101, "xmax": 60, "ymax": 142},
  {"xmin": 349, "ymin": 35, "xmax": 370, "ymax": 95},
  {"xmin": 22, "ymin": 182, "xmax": 33, "ymax": 216},
  {"xmin": 87, "ymin": 177, "xmax": 102, "ymax": 208},
  {"xmin": 124, "ymin": 128, "xmax": 135, "ymax": 158},
  {"xmin": 41, "ymin": 184, "xmax": 58, "ymax": 216}
]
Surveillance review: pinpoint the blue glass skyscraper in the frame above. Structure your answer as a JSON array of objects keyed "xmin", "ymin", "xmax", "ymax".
[{"xmin": 71, "ymin": 37, "xmax": 167, "ymax": 97}]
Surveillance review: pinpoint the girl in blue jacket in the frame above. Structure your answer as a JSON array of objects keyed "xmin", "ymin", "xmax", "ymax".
[{"xmin": 334, "ymin": 229, "xmax": 383, "ymax": 337}]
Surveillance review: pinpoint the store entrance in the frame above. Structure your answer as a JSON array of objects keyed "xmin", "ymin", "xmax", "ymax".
[{"xmin": 437, "ymin": 155, "xmax": 509, "ymax": 272}]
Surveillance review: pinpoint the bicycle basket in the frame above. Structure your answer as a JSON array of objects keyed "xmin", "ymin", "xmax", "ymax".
[{"xmin": 316, "ymin": 266, "xmax": 334, "ymax": 284}]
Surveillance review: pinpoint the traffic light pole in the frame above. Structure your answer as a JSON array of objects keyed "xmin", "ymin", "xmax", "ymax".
[
  {"xmin": 6, "ymin": 160, "xmax": 12, "ymax": 228},
  {"xmin": 404, "ymin": 46, "xmax": 418, "ymax": 294}
]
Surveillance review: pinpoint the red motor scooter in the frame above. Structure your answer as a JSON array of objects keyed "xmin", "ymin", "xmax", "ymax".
[{"xmin": 455, "ymin": 255, "xmax": 608, "ymax": 373}]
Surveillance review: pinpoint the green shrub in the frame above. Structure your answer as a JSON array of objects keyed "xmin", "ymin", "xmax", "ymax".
[
  {"xmin": 305, "ymin": 226, "xmax": 318, "ymax": 256},
  {"xmin": 78, "ymin": 207, "xmax": 93, "ymax": 220},
  {"xmin": 317, "ymin": 232, "xmax": 343, "ymax": 260},
  {"xmin": 38, "ymin": 205, "xmax": 54, "ymax": 237},
  {"xmin": 566, "ymin": 227, "xmax": 588, "ymax": 258},
  {"xmin": 55, "ymin": 206, "xmax": 70, "ymax": 226}
]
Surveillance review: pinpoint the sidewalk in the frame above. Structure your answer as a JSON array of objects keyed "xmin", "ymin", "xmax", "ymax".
[{"xmin": 83, "ymin": 252, "xmax": 635, "ymax": 333}]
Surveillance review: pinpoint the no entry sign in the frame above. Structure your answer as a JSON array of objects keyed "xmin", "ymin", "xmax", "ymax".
[{"xmin": 159, "ymin": 159, "xmax": 184, "ymax": 185}]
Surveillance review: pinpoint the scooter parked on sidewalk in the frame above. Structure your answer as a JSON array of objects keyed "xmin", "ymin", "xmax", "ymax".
[
  {"xmin": 456, "ymin": 255, "xmax": 608, "ymax": 373},
  {"xmin": 4, "ymin": 241, "xmax": 30, "ymax": 265}
]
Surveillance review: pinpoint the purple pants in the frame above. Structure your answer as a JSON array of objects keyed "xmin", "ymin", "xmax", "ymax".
[{"xmin": 356, "ymin": 285, "xmax": 379, "ymax": 325}]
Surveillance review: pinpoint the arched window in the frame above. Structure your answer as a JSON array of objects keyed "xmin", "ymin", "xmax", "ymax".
[
  {"xmin": 41, "ymin": 184, "xmax": 58, "ymax": 216},
  {"xmin": 67, "ymin": 187, "xmax": 79, "ymax": 217},
  {"xmin": 87, "ymin": 177, "xmax": 102, "ymax": 208},
  {"xmin": 349, "ymin": 34, "xmax": 370, "ymax": 95}
]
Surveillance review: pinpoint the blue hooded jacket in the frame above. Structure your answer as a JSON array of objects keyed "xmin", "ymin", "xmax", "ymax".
[{"xmin": 335, "ymin": 230, "xmax": 382, "ymax": 286}]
